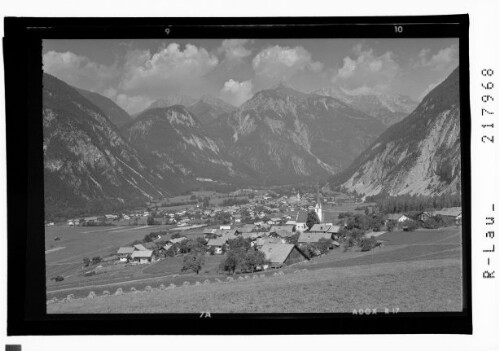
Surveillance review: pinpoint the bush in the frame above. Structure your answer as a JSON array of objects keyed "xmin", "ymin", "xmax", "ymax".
[
  {"xmin": 360, "ymin": 237, "xmax": 378, "ymax": 252},
  {"xmin": 114, "ymin": 288, "xmax": 123, "ymax": 295},
  {"xmin": 88, "ymin": 291, "xmax": 96, "ymax": 299}
]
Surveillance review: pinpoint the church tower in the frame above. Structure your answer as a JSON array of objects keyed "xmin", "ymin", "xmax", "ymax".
[{"xmin": 315, "ymin": 186, "xmax": 323, "ymax": 223}]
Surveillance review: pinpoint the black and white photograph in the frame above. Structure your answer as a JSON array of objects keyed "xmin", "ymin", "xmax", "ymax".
[{"xmin": 40, "ymin": 34, "xmax": 465, "ymax": 314}]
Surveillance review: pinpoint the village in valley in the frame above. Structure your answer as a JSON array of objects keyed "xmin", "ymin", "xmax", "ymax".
[{"xmin": 45, "ymin": 185, "xmax": 463, "ymax": 311}]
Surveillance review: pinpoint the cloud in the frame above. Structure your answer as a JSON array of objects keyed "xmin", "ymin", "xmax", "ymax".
[
  {"xmin": 43, "ymin": 51, "xmax": 117, "ymax": 92},
  {"xmin": 220, "ymin": 79, "xmax": 253, "ymax": 106},
  {"xmin": 252, "ymin": 45, "xmax": 323, "ymax": 85},
  {"xmin": 416, "ymin": 44, "xmax": 458, "ymax": 71},
  {"xmin": 219, "ymin": 39, "xmax": 252, "ymax": 62},
  {"xmin": 116, "ymin": 94, "xmax": 154, "ymax": 115},
  {"xmin": 333, "ymin": 45, "xmax": 400, "ymax": 93},
  {"xmin": 120, "ymin": 43, "xmax": 219, "ymax": 96}
]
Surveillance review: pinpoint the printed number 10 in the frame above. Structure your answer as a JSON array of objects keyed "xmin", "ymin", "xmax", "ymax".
[{"xmin": 394, "ymin": 26, "xmax": 403, "ymax": 33}]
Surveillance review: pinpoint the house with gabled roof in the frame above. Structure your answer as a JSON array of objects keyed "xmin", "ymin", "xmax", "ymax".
[
  {"xmin": 259, "ymin": 243, "xmax": 309, "ymax": 268},
  {"xmin": 130, "ymin": 250, "xmax": 154, "ymax": 264},
  {"xmin": 133, "ymin": 244, "xmax": 147, "ymax": 251},
  {"xmin": 431, "ymin": 207, "xmax": 462, "ymax": 225},
  {"xmin": 385, "ymin": 213, "xmax": 410, "ymax": 223},
  {"xmin": 117, "ymin": 247, "xmax": 135, "ymax": 262},
  {"xmin": 294, "ymin": 211, "xmax": 309, "ymax": 232},
  {"xmin": 207, "ymin": 237, "xmax": 227, "ymax": 254}
]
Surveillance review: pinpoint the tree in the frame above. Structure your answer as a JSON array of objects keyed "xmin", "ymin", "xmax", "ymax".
[
  {"xmin": 202, "ymin": 197, "xmax": 210, "ymax": 208},
  {"xmin": 241, "ymin": 250, "xmax": 266, "ymax": 273},
  {"xmin": 146, "ymin": 216, "xmax": 157, "ymax": 226},
  {"xmin": 221, "ymin": 250, "xmax": 241, "ymax": 275},
  {"xmin": 83, "ymin": 257, "xmax": 90, "ymax": 267},
  {"xmin": 181, "ymin": 253, "xmax": 205, "ymax": 274},
  {"xmin": 306, "ymin": 210, "xmax": 320, "ymax": 230},
  {"xmin": 360, "ymin": 237, "xmax": 378, "ymax": 252},
  {"xmin": 91, "ymin": 256, "xmax": 101, "ymax": 265},
  {"xmin": 227, "ymin": 237, "xmax": 251, "ymax": 251},
  {"xmin": 314, "ymin": 238, "xmax": 332, "ymax": 254}
]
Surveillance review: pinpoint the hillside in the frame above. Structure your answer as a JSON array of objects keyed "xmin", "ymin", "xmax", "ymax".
[
  {"xmin": 76, "ymin": 88, "xmax": 133, "ymax": 128},
  {"xmin": 122, "ymin": 105, "xmax": 261, "ymax": 185},
  {"xmin": 43, "ymin": 73, "xmax": 191, "ymax": 219},
  {"xmin": 328, "ymin": 67, "xmax": 461, "ymax": 197},
  {"xmin": 206, "ymin": 84, "xmax": 386, "ymax": 184},
  {"xmin": 188, "ymin": 94, "xmax": 236, "ymax": 125}
]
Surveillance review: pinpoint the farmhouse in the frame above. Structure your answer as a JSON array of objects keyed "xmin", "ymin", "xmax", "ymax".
[
  {"xmin": 417, "ymin": 211, "xmax": 432, "ymax": 222},
  {"xmin": 117, "ymin": 247, "xmax": 135, "ymax": 262},
  {"xmin": 130, "ymin": 250, "xmax": 154, "ymax": 264},
  {"xmin": 294, "ymin": 211, "xmax": 309, "ymax": 232},
  {"xmin": 432, "ymin": 207, "xmax": 462, "ymax": 225},
  {"xmin": 206, "ymin": 237, "xmax": 226, "ymax": 254},
  {"xmin": 259, "ymin": 243, "xmax": 309, "ymax": 268},
  {"xmin": 386, "ymin": 213, "xmax": 410, "ymax": 223}
]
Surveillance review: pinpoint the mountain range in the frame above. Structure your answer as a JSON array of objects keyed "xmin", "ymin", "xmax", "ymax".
[
  {"xmin": 315, "ymin": 87, "xmax": 418, "ymax": 126},
  {"xmin": 328, "ymin": 67, "xmax": 461, "ymax": 197},
  {"xmin": 43, "ymin": 74, "xmax": 195, "ymax": 219},
  {"xmin": 42, "ymin": 67, "xmax": 461, "ymax": 218}
]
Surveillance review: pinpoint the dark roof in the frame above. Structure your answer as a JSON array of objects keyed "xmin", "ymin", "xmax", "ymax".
[
  {"xmin": 272, "ymin": 229, "xmax": 295, "ymax": 238},
  {"xmin": 131, "ymin": 250, "xmax": 153, "ymax": 258},
  {"xmin": 259, "ymin": 244, "xmax": 295, "ymax": 265},
  {"xmin": 207, "ymin": 237, "xmax": 226, "ymax": 246},
  {"xmin": 117, "ymin": 247, "xmax": 135, "ymax": 254},
  {"xmin": 296, "ymin": 211, "xmax": 308, "ymax": 223}
]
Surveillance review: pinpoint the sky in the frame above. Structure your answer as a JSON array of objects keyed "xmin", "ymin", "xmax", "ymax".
[{"xmin": 43, "ymin": 38, "xmax": 459, "ymax": 115}]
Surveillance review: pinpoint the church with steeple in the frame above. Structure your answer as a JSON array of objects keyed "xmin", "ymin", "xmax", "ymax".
[{"xmin": 314, "ymin": 186, "xmax": 323, "ymax": 223}]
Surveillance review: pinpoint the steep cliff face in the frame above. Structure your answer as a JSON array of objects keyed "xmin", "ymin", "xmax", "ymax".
[
  {"xmin": 206, "ymin": 84, "xmax": 386, "ymax": 184},
  {"xmin": 43, "ymin": 74, "xmax": 188, "ymax": 218},
  {"xmin": 315, "ymin": 87, "xmax": 418, "ymax": 126},
  {"xmin": 122, "ymin": 105, "xmax": 260, "ymax": 185},
  {"xmin": 329, "ymin": 67, "xmax": 461, "ymax": 196}
]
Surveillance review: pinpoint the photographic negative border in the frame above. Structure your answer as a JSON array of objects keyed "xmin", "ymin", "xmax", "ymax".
[{"xmin": 3, "ymin": 15, "xmax": 471, "ymax": 335}]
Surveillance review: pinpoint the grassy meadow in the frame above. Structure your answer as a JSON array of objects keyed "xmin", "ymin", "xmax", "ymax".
[{"xmin": 47, "ymin": 227, "xmax": 464, "ymax": 313}]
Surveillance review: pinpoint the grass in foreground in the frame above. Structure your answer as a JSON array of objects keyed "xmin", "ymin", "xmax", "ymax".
[{"xmin": 48, "ymin": 258, "xmax": 462, "ymax": 314}]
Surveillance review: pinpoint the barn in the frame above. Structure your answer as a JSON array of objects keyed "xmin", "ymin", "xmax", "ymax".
[{"xmin": 259, "ymin": 243, "xmax": 309, "ymax": 268}]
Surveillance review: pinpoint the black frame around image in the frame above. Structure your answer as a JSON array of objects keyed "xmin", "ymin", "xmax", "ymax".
[{"xmin": 3, "ymin": 15, "xmax": 471, "ymax": 335}]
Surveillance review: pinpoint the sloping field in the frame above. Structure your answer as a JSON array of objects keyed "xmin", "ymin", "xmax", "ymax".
[{"xmin": 48, "ymin": 258, "xmax": 462, "ymax": 313}]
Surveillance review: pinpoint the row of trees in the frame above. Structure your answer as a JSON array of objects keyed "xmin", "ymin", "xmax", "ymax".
[
  {"xmin": 219, "ymin": 237, "xmax": 266, "ymax": 274},
  {"xmin": 364, "ymin": 192, "xmax": 461, "ymax": 214}
]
